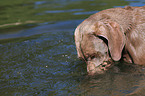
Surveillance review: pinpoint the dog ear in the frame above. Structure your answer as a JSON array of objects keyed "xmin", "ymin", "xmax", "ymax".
[
  {"xmin": 74, "ymin": 25, "xmax": 85, "ymax": 60},
  {"xmin": 94, "ymin": 21, "xmax": 126, "ymax": 61}
]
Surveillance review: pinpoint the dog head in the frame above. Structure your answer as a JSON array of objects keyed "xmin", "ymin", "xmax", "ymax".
[{"xmin": 75, "ymin": 19, "xmax": 126, "ymax": 74}]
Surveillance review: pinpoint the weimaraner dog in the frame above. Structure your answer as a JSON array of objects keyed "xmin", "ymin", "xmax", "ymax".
[{"xmin": 74, "ymin": 6, "xmax": 145, "ymax": 75}]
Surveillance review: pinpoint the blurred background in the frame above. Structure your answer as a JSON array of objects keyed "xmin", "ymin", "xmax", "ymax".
[{"xmin": 0, "ymin": 0, "xmax": 145, "ymax": 95}]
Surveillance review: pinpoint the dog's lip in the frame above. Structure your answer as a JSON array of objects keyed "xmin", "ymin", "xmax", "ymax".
[
  {"xmin": 87, "ymin": 58, "xmax": 113, "ymax": 75},
  {"xmin": 87, "ymin": 60, "xmax": 111, "ymax": 68},
  {"xmin": 87, "ymin": 61, "xmax": 104, "ymax": 75},
  {"xmin": 87, "ymin": 60, "xmax": 101, "ymax": 67}
]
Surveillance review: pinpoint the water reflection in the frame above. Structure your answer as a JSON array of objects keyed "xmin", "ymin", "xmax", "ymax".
[
  {"xmin": 73, "ymin": 63, "xmax": 145, "ymax": 95},
  {"xmin": 73, "ymin": 10, "xmax": 99, "ymax": 15},
  {"xmin": 126, "ymin": 0, "xmax": 145, "ymax": 6},
  {"xmin": 0, "ymin": 0, "xmax": 145, "ymax": 95},
  {"xmin": 0, "ymin": 20, "xmax": 82, "ymax": 40},
  {"xmin": 45, "ymin": 9, "xmax": 84, "ymax": 14}
]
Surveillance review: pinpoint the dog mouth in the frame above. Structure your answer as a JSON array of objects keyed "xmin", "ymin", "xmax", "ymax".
[{"xmin": 87, "ymin": 58, "xmax": 113, "ymax": 75}]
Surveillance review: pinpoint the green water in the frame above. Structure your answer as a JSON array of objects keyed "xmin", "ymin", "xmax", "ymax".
[{"xmin": 0, "ymin": 0, "xmax": 145, "ymax": 95}]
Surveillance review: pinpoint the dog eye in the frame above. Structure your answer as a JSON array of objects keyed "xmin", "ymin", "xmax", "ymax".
[
  {"xmin": 90, "ymin": 55, "xmax": 96, "ymax": 59},
  {"xmin": 97, "ymin": 36, "xmax": 108, "ymax": 46}
]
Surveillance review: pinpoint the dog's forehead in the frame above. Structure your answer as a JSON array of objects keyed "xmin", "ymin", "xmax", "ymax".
[{"xmin": 80, "ymin": 20, "xmax": 96, "ymax": 34}]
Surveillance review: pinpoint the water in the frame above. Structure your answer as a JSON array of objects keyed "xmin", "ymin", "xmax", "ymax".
[{"xmin": 0, "ymin": 0, "xmax": 145, "ymax": 95}]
